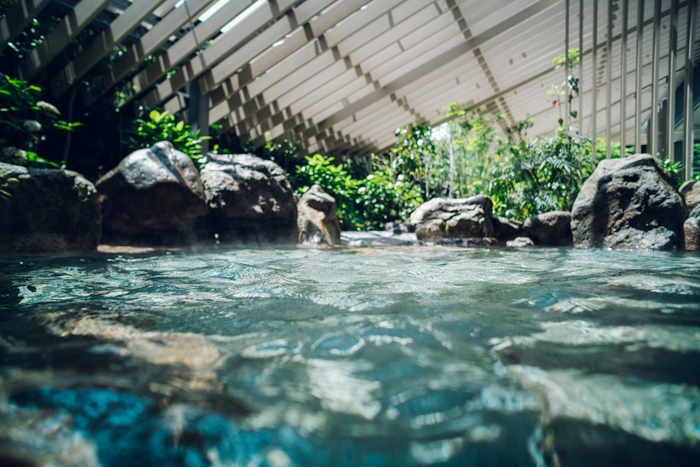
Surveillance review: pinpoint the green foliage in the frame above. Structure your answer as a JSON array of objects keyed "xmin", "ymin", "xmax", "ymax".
[
  {"xmin": 294, "ymin": 154, "xmax": 423, "ymax": 230},
  {"xmin": 209, "ymin": 123, "xmax": 243, "ymax": 155},
  {"xmin": 355, "ymin": 167, "xmax": 424, "ymax": 230},
  {"xmin": 429, "ymin": 100, "xmax": 601, "ymax": 220},
  {"xmin": 265, "ymin": 137, "xmax": 304, "ymax": 175},
  {"xmin": 660, "ymin": 157, "xmax": 683, "ymax": 186},
  {"xmin": 0, "ymin": 74, "xmax": 80, "ymax": 166},
  {"xmin": 387, "ymin": 123, "xmax": 436, "ymax": 196},
  {"xmin": 0, "ymin": 0, "xmax": 18, "ymax": 14},
  {"xmin": 432, "ymin": 107, "xmax": 505, "ymax": 198},
  {"xmin": 548, "ymin": 48, "xmax": 581, "ymax": 124},
  {"xmin": 490, "ymin": 129, "xmax": 592, "ymax": 219},
  {"xmin": 294, "ymin": 154, "xmax": 360, "ymax": 229},
  {"xmin": 125, "ymin": 110, "xmax": 209, "ymax": 170},
  {"xmin": 552, "ymin": 48, "xmax": 581, "ymax": 69}
]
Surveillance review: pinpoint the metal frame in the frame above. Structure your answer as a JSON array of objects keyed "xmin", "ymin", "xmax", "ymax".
[
  {"xmin": 3, "ymin": 0, "xmax": 696, "ymax": 162},
  {"xmin": 651, "ymin": 0, "xmax": 661, "ymax": 158},
  {"xmin": 667, "ymin": 0, "xmax": 679, "ymax": 163},
  {"xmin": 684, "ymin": 0, "xmax": 697, "ymax": 179},
  {"xmin": 620, "ymin": 0, "xmax": 628, "ymax": 154},
  {"xmin": 635, "ymin": 0, "xmax": 644, "ymax": 153},
  {"xmin": 592, "ymin": 0, "xmax": 598, "ymax": 165},
  {"xmin": 606, "ymin": 0, "xmax": 612, "ymax": 159}
]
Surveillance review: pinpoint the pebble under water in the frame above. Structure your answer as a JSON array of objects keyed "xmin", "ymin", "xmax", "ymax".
[{"xmin": 0, "ymin": 246, "xmax": 699, "ymax": 466}]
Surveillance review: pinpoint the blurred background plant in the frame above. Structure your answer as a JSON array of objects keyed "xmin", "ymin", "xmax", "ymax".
[
  {"xmin": 0, "ymin": 74, "xmax": 81, "ymax": 167},
  {"xmin": 293, "ymin": 154, "xmax": 423, "ymax": 230}
]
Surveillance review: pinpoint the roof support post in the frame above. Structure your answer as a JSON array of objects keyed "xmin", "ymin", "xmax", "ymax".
[
  {"xmin": 635, "ymin": 0, "xmax": 644, "ymax": 153},
  {"xmin": 579, "ymin": 0, "xmax": 584, "ymax": 135},
  {"xmin": 684, "ymin": 0, "xmax": 697, "ymax": 180},
  {"xmin": 606, "ymin": 0, "xmax": 613, "ymax": 159},
  {"xmin": 620, "ymin": 0, "xmax": 628, "ymax": 155},
  {"xmin": 651, "ymin": 0, "xmax": 661, "ymax": 158},
  {"xmin": 189, "ymin": 80, "xmax": 210, "ymax": 154},
  {"xmin": 565, "ymin": 0, "xmax": 570, "ymax": 130},
  {"xmin": 0, "ymin": 0, "xmax": 51, "ymax": 54},
  {"xmin": 667, "ymin": 0, "xmax": 679, "ymax": 163},
  {"xmin": 592, "ymin": 0, "xmax": 598, "ymax": 167},
  {"xmin": 17, "ymin": 0, "xmax": 112, "ymax": 80}
]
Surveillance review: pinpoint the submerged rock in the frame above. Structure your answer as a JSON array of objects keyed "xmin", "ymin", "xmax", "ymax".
[
  {"xmin": 384, "ymin": 222, "xmax": 416, "ymax": 234},
  {"xmin": 342, "ymin": 231, "xmax": 419, "ymax": 247},
  {"xmin": 523, "ymin": 211, "xmax": 572, "ymax": 246},
  {"xmin": 0, "ymin": 162, "xmax": 101, "ymax": 254},
  {"xmin": 679, "ymin": 180, "xmax": 700, "ymax": 214},
  {"xmin": 684, "ymin": 206, "xmax": 700, "ymax": 251},
  {"xmin": 96, "ymin": 142, "xmax": 209, "ymax": 245},
  {"xmin": 433, "ymin": 237, "xmax": 499, "ymax": 248},
  {"xmin": 200, "ymin": 153, "xmax": 297, "ymax": 244},
  {"xmin": 571, "ymin": 154, "xmax": 686, "ymax": 250},
  {"xmin": 409, "ymin": 195, "xmax": 494, "ymax": 242},
  {"xmin": 297, "ymin": 185, "xmax": 341, "ymax": 246},
  {"xmin": 506, "ymin": 237, "xmax": 535, "ymax": 248},
  {"xmin": 492, "ymin": 216, "xmax": 523, "ymax": 241}
]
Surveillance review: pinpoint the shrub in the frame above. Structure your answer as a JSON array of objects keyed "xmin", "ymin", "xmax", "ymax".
[
  {"xmin": 294, "ymin": 154, "xmax": 424, "ymax": 230},
  {"xmin": 0, "ymin": 74, "xmax": 80, "ymax": 167},
  {"xmin": 294, "ymin": 154, "xmax": 360, "ymax": 229},
  {"xmin": 490, "ymin": 129, "xmax": 592, "ymax": 219},
  {"xmin": 125, "ymin": 110, "xmax": 209, "ymax": 170}
]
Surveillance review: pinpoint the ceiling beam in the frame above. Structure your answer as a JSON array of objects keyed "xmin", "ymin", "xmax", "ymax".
[
  {"xmin": 17, "ymin": 0, "xmax": 113, "ymax": 80},
  {"xmin": 83, "ymin": 0, "xmax": 217, "ymax": 106},
  {"xmin": 51, "ymin": 0, "xmax": 168, "ymax": 98},
  {"xmin": 115, "ymin": 0, "xmax": 257, "ymax": 107},
  {"xmin": 138, "ymin": 0, "xmax": 305, "ymax": 109},
  {"xmin": 0, "ymin": 0, "xmax": 51, "ymax": 54}
]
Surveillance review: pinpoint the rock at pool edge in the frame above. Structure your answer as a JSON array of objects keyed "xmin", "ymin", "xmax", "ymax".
[
  {"xmin": 0, "ymin": 162, "xmax": 101, "ymax": 254},
  {"xmin": 409, "ymin": 195, "xmax": 494, "ymax": 242},
  {"xmin": 570, "ymin": 154, "xmax": 686, "ymax": 250}
]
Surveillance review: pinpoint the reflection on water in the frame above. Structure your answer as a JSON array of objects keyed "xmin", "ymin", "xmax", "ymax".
[{"xmin": 1, "ymin": 247, "xmax": 699, "ymax": 466}]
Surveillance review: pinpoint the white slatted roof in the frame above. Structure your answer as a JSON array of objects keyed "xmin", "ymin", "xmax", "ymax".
[{"xmin": 4, "ymin": 0, "xmax": 699, "ymax": 158}]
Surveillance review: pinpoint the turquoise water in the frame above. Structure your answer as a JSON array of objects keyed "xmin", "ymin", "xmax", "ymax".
[{"xmin": 1, "ymin": 246, "xmax": 699, "ymax": 466}]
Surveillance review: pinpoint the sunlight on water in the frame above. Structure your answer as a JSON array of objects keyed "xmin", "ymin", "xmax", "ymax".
[{"xmin": 1, "ymin": 246, "xmax": 699, "ymax": 466}]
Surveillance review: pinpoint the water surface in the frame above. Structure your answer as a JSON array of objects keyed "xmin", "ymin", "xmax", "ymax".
[{"xmin": 1, "ymin": 246, "xmax": 699, "ymax": 466}]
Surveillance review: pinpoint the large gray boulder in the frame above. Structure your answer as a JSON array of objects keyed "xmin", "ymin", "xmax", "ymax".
[
  {"xmin": 0, "ymin": 162, "xmax": 101, "ymax": 254},
  {"xmin": 492, "ymin": 216, "xmax": 523, "ymax": 241},
  {"xmin": 409, "ymin": 195, "xmax": 494, "ymax": 242},
  {"xmin": 679, "ymin": 180, "xmax": 700, "ymax": 214},
  {"xmin": 684, "ymin": 206, "xmax": 700, "ymax": 251},
  {"xmin": 200, "ymin": 153, "xmax": 297, "ymax": 244},
  {"xmin": 297, "ymin": 185, "xmax": 341, "ymax": 246},
  {"xmin": 96, "ymin": 142, "xmax": 209, "ymax": 244},
  {"xmin": 523, "ymin": 211, "xmax": 572, "ymax": 246},
  {"xmin": 571, "ymin": 154, "xmax": 686, "ymax": 250}
]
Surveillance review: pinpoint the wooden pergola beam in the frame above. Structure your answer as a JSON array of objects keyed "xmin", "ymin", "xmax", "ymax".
[
  {"xmin": 291, "ymin": 0, "xmax": 560, "ymax": 151},
  {"xmin": 114, "ymin": 0, "xmax": 256, "ymax": 107},
  {"xmin": 17, "ymin": 0, "xmax": 112, "ymax": 80},
  {"xmin": 230, "ymin": 0, "xmax": 465, "ymax": 144},
  {"xmin": 0, "ymin": 0, "xmax": 51, "ymax": 54},
  {"xmin": 51, "ymin": 0, "xmax": 168, "ymax": 98},
  {"xmin": 83, "ymin": 0, "xmax": 216, "ymax": 106},
  {"xmin": 208, "ymin": 0, "xmax": 410, "ymax": 129},
  {"xmin": 199, "ymin": 0, "xmax": 370, "ymax": 97},
  {"xmin": 137, "ymin": 0, "xmax": 315, "ymax": 110}
]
